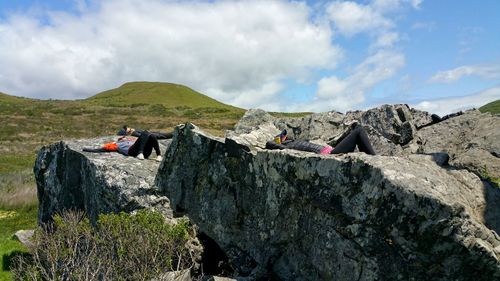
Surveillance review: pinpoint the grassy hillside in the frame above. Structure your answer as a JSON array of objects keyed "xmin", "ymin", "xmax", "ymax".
[
  {"xmin": 0, "ymin": 92, "xmax": 33, "ymax": 104},
  {"xmin": 479, "ymin": 99, "xmax": 500, "ymax": 114}
]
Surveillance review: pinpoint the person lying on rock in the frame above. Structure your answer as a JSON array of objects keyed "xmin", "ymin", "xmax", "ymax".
[
  {"xmin": 117, "ymin": 125, "xmax": 173, "ymax": 140},
  {"xmin": 83, "ymin": 131, "xmax": 163, "ymax": 161},
  {"xmin": 416, "ymin": 111, "xmax": 464, "ymax": 130},
  {"xmin": 265, "ymin": 127, "xmax": 376, "ymax": 155}
]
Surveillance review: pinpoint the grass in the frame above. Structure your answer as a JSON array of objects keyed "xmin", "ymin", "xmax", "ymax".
[
  {"xmin": 0, "ymin": 155, "xmax": 36, "ymax": 174},
  {"xmin": 479, "ymin": 99, "xmax": 500, "ymax": 114},
  {"xmin": 269, "ymin": 111, "xmax": 312, "ymax": 118},
  {"xmin": 0, "ymin": 205, "xmax": 38, "ymax": 281}
]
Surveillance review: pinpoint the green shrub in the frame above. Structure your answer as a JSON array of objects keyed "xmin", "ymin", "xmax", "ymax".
[{"xmin": 13, "ymin": 210, "xmax": 196, "ymax": 281}]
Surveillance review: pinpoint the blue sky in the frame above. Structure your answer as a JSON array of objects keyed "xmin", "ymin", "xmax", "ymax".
[{"xmin": 0, "ymin": 0, "xmax": 499, "ymax": 115}]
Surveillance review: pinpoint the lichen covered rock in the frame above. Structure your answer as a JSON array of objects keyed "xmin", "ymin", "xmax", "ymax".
[
  {"xmin": 157, "ymin": 123, "xmax": 500, "ymax": 281},
  {"xmin": 35, "ymin": 137, "xmax": 173, "ymax": 223}
]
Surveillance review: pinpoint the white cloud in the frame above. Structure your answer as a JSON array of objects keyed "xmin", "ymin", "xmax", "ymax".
[
  {"xmin": 371, "ymin": 0, "xmax": 402, "ymax": 12},
  {"xmin": 412, "ymin": 86, "xmax": 500, "ymax": 116},
  {"xmin": 326, "ymin": 0, "xmax": 422, "ymax": 37},
  {"xmin": 411, "ymin": 21, "xmax": 434, "ymax": 31},
  {"xmin": 409, "ymin": 0, "xmax": 423, "ymax": 9},
  {"xmin": 0, "ymin": 0, "xmax": 341, "ymax": 107},
  {"xmin": 206, "ymin": 81, "xmax": 285, "ymax": 111},
  {"xmin": 372, "ymin": 0, "xmax": 423, "ymax": 11},
  {"xmin": 429, "ymin": 64, "xmax": 500, "ymax": 83},
  {"xmin": 299, "ymin": 50, "xmax": 406, "ymax": 112},
  {"xmin": 326, "ymin": 1, "xmax": 392, "ymax": 36},
  {"xmin": 373, "ymin": 31, "xmax": 400, "ymax": 48}
]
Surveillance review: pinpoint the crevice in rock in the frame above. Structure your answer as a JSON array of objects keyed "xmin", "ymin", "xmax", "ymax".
[
  {"xmin": 396, "ymin": 107, "xmax": 407, "ymax": 123},
  {"xmin": 483, "ymin": 181, "xmax": 500, "ymax": 235},
  {"xmin": 198, "ymin": 232, "xmax": 234, "ymax": 277}
]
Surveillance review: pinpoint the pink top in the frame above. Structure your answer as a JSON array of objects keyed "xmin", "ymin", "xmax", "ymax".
[{"xmin": 319, "ymin": 145, "xmax": 333, "ymax": 154}]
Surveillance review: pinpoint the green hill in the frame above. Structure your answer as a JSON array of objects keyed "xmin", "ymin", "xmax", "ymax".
[
  {"xmin": 0, "ymin": 92, "xmax": 34, "ymax": 104},
  {"xmin": 85, "ymin": 82, "xmax": 241, "ymax": 110},
  {"xmin": 479, "ymin": 99, "xmax": 500, "ymax": 114}
]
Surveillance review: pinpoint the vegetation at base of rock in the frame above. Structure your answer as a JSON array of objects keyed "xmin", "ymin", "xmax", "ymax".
[
  {"xmin": 479, "ymin": 99, "xmax": 500, "ymax": 114},
  {"xmin": 0, "ymin": 206, "xmax": 38, "ymax": 281},
  {"xmin": 481, "ymin": 167, "xmax": 500, "ymax": 188},
  {"xmin": 12, "ymin": 210, "xmax": 196, "ymax": 281}
]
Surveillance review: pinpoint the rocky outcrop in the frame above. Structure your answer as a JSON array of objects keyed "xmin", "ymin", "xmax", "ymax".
[
  {"xmin": 34, "ymin": 137, "xmax": 173, "ymax": 223},
  {"xmin": 156, "ymin": 123, "xmax": 500, "ymax": 281},
  {"xmin": 34, "ymin": 104, "xmax": 500, "ymax": 281}
]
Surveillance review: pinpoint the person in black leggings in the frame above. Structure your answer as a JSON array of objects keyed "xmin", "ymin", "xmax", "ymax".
[
  {"xmin": 331, "ymin": 127, "xmax": 376, "ymax": 155},
  {"xmin": 127, "ymin": 132, "xmax": 162, "ymax": 160},
  {"xmin": 83, "ymin": 131, "xmax": 163, "ymax": 161},
  {"xmin": 265, "ymin": 127, "xmax": 376, "ymax": 155}
]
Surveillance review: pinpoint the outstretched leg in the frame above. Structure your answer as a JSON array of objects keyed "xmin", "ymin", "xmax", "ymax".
[
  {"xmin": 150, "ymin": 131, "xmax": 173, "ymax": 139},
  {"xmin": 142, "ymin": 134, "xmax": 161, "ymax": 158},
  {"xmin": 128, "ymin": 132, "xmax": 155, "ymax": 157},
  {"xmin": 331, "ymin": 127, "xmax": 376, "ymax": 155}
]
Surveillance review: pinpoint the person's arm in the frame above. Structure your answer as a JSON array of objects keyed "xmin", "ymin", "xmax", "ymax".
[
  {"xmin": 82, "ymin": 147, "xmax": 108, "ymax": 153},
  {"xmin": 83, "ymin": 142, "xmax": 118, "ymax": 153}
]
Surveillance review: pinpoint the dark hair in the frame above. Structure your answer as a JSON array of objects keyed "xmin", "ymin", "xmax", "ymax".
[{"xmin": 117, "ymin": 125, "xmax": 128, "ymax": 136}]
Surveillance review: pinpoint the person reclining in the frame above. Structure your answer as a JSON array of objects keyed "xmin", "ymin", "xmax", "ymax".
[
  {"xmin": 266, "ymin": 127, "xmax": 376, "ymax": 155},
  {"xmin": 117, "ymin": 125, "xmax": 173, "ymax": 139},
  {"xmin": 416, "ymin": 111, "xmax": 464, "ymax": 130},
  {"xmin": 83, "ymin": 131, "xmax": 163, "ymax": 161}
]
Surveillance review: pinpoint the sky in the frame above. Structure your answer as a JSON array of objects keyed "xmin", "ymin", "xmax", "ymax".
[{"xmin": 0, "ymin": 0, "xmax": 499, "ymax": 115}]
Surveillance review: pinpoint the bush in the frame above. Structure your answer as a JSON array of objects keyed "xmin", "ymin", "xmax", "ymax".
[{"xmin": 13, "ymin": 210, "xmax": 197, "ymax": 281}]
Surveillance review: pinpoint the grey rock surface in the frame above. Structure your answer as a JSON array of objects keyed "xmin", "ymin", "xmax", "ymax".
[
  {"xmin": 406, "ymin": 110, "xmax": 500, "ymax": 181},
  {"xmin": 14, "ymin": 229, "xmax": 35, "ymax": 248},
  {"xmin": 157, "ymin": 123, "xmax": 500, "ymax": 281},
  {"xmin": 151, "ymin": 269, "xmax": 191, "ymax": 281},
  {"xmin": 34, "ymin": 136, "xmax": 173, "ymax": 223}
]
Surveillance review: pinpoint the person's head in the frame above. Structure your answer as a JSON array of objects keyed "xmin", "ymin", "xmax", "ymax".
[
  {"xmin": 274, "ymin": 129, "xmax": 287, "ymax": 144},
  {"xmin": 117, "ymin": 125, "xmax": 133, "ymax": 136}
]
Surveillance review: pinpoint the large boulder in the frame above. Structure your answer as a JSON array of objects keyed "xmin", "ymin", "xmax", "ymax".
[
  {"xmin": 156, "ymin": 123, "xmax": 500, "ymax": 281},
  {"xmin": 34, "ymin": 137, "xmax": 173, "ymax": 223}
]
